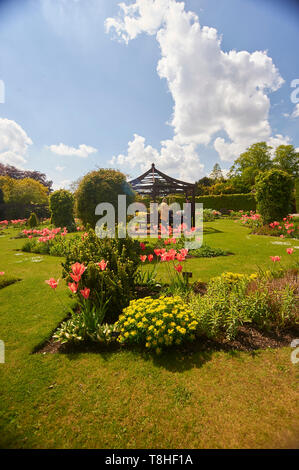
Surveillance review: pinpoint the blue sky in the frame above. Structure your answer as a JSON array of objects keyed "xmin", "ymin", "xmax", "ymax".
[{"xmin": 0, "ymin": 0, "xmax": 298, "ymax": 188}]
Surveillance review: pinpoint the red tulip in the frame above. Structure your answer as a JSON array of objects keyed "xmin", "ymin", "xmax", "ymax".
[
  {"xmin": 98, "ymin": 259, "xmax": 108, "ymax": 271},
  {"xmin": 154, "ymin": 249, "xmax": 161, "ymax": 256},
  {"xmin": 270, "ymin": 256, "xmax": 281, "ymax": 263},
  {"xmin": 148, "ymin": 254, "xmax": 153, "ymax": 262},
  {"xmin": 140, "ymin": 242, "xmax": 146, "ymax": 250},
  {"xmin": 68, "ymin": 282, "xmax": 78, "ymax": 294},
  {"xmin": 140, "ymin": 255, "xmax": 147, "ymax": 262},
  {"xmin": 45, "ymin": 278, "xmax": 58, "ymax": 289},
  {"xmin": 71, "ymin": 262, "xmax": 86, "ymax": 277},
  {"xmin": 80, "ymin": 287, "xmax": 90, "ymax": 299},
  {"xmin": 174, "ymin": 264, "xmax": 183, "ymax": 273},
  {"xmin": 70, "ymin": 273, "xmax": 81, "ymax": 283}
]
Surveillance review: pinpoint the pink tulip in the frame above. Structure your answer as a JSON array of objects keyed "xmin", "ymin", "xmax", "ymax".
[
  {"xmin": 45, "ymin": 278, "xmax": 58, "ymax": 289},
  {"xmin": 0, "ymin": 272, "xmax": 5, "ymax": 276},
  {"xmin": 80, "ymin": 287, "xmax": 90, "ymax": 299},
  {"xmin": 140, "ymin": 255, "xmax": 147, "ymax": 263},
  {"xmin": 68, "ymin": 282, "xmax": 78, "ymax": 294},
  {"xmin": 174, "ymin": 264, "xmax": 183, "ymax": 273},
  {"xmin": 71, "ymin": 262, "xmax": 86, "ymax": 277},
  {"xmin": 286, "ymin": 248, "xmax": 294, "ymax": 255},
  {"xmin": 98, "ymin": 260, "xmax": 108, "ymax": 271},
  {"xmin": 270, "ymin": 256, "xmax": 281, "ymax": 263}
]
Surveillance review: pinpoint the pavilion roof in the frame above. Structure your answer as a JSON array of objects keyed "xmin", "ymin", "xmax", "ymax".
[{"xmin": 129, "ymin": 163, "xmax": 195, "ymax": 197}]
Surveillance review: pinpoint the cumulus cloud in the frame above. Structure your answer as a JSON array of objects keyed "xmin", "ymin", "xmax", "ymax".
[
  {"xmin": 52, "ymin": 179, "xmax": 71, "ymax": 191},
  {"xmin": 55, "ymin": 165, "xmax": 65, "ymax": 172},
  {"xmin": 47, "ymin": 143, "xmax": 97, "ymax": 158},
  {"xmin": 109, "ymin": 133, "xmax": 204, "ymax": 181},
  {"xmin": 0, "ymin": 118, "xmax": 33, "ymax": 167},
  {"xmin": 106, "ymin": 0, "xmax": 287, "ymax": 169}
]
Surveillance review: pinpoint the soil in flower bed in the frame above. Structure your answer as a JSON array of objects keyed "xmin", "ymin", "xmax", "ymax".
[{"xmin": 35, "ymin": 325, "xmax": 299, "ymax": 355}]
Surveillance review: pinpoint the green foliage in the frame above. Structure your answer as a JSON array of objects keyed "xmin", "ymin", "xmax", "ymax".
[
  {"xmin": 190, "ymin": 243, "xmax": 230, "ymax": 258},
  {"xmin": 0, "ymin": 187, "xmax": 4, "ymax": 204},
  {"xmin": 0, "ymin": 274, "xmax": 21, "ymax": 290},
  {"xmin": 0, "ymin": 176, "xmax": 48, "ymax": 204},
  {"xmin": 230, "ymin": 142, "xmax": 273, "ymax": 186},
  {"xmin": 255, "ymin": 169, "xmax": 294, "ymax": 224},
  {"xmin": 54, "ymin": 319, "xmax": 119, "ymax": 344},
  {"xmin": 273, "ymin": 145, "xmax": 299, "ymax": 178},
  {"xmin": 196, "ymin": 194, "xmax": 256, "ymax": 212},
  {"xmin": 116, "ymin": 295, "xmax": 198, "ymax": 353},
  {"xmin": 21, "ymin": 234, "xmax": 81, "ymax": 256},
  {"xmin": 189, "ymin": 276, "xmax": 252, "ymax": 340},
  {"xmin": 189, "ymin": 270, "xmax": 298, "ymax": 339},
  {"xmin": 61, "ymin": 228, "xmax": 141, "ymax": 323},
  {"xmin": 27, "ymin": 212, "xmax": 39, "ymax": 228},
  {"xmin": 49, "ymin": 189, "xmax": 76, "ymax": 231},
  {"xmin": 75, "ymin": 169, "xmax": 135, "ymax": 227}
]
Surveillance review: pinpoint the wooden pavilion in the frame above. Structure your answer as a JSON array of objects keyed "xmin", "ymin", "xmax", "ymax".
[{"xmin": 129, "ymin": 163, "xmax": 196, "ymax": 226}]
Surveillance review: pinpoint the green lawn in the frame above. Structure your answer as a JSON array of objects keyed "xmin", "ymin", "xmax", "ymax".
[{"xmin": 0, "ymin": 221, "xmax": 298, "ymax": 449}]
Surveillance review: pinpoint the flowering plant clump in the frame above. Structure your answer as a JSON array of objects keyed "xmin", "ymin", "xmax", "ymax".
[
  {"xmin": 116, "ymin": 296, "xmax": 198, "ymax": 354},
  {"xmin": 211, "ymin": 272, "xmax": 258, "ymax": 284}
]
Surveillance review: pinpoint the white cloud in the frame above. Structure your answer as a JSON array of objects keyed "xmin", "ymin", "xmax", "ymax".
[
  {"xmin": 291, "ymin": 103, "xmax": 299, "ymax": 118},
  {"xmin": 55, "ymin": 165, "xmax": 65, "ymax": 172},
  {"xmin": 106, "ymin": 0, "xmax": 287, "ymax": 166},
  {"xmin": 110, "ymin": 133, "xmax": 204, "ymax": 182},
  {"xmin": 47, "ymin": 143, "xmax": 97, "ymax": 158},
  {"xmin": 52, "ymin": 179, "xmax": 71, "ymax": 191},
  {"xmin": 0, "ymin": 118, "xmax": 33, "ymax": 167}
]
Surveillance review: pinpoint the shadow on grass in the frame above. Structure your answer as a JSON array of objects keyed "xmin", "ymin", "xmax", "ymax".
[{"xmin": 203, "ymin": 226, "xmax": 223, "ymax": 234}]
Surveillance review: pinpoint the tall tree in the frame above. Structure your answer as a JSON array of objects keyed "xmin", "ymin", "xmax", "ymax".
[
  {"xmin": 230, "ymin": 142, "xmax": 273, "ymax": 186},
  {"xmin": 273, "ymin": 145, "xmax": 299, "ymax": 177},
  {"xmin": 0, "ymin": 163, "xmax": 53, "ymax": 191},
  {"xmin": 210, "ymin": 163, "xmax": 223, "ymax": 181}
]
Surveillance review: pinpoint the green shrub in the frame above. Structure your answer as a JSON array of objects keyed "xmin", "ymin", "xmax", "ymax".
[
  {"xmin": 190, "ymin": 244, "xmax": 230, "ymax": 258},
  {"xmin": 255, "ymin": 169, "xmax": 294, "ymax": 224},
  {"xmin": 196, "ymin": 194, "xmax": 256, "ymax": 212},
  {"xmin": 116, "ymin": 295, "xmax": 198, "ymax": 353},
  {"xmin": 75, "ymin": 169, "xmax": 135, "ymax": 228},
  {"xmin": 27, "ymin": 212, "xmax": 39, "ymax": 228},
  {"xmin": 61, "ymin": 228, "xmax": 141, "ymax": 323},
  {"xmin": 54, "ymin": 319, "xmax": 119, "ymax": 345},
  {"xmin": 49, "ymin": 190, "xmax": 76, "ymax": 231},
  {"xmin": 189, "ymin": 277, "xmax": 251, "ymax": 340},
  {"xmin": 189, "ymin": 270, "xmax": 298, "ymax": 339}
]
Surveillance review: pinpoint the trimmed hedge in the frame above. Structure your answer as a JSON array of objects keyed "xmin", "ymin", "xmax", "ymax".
[
  {"xmin": 136, "ymin": 194, "xmax": 256, "ymax": 212},
  {"xmin": 195, "ymin": 194, "xmax": 256, "ymax": 212},
  {"xmin": 0, "ymin": 203, "xmax": 50, "ymax": 220}
]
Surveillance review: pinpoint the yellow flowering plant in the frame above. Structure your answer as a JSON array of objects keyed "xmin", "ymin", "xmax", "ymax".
[{"xmin": 116, "ymin": 296, "xmax": 198, "ymax": 354}]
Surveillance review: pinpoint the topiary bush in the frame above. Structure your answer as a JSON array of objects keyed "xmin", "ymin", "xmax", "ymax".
[
  {"xmin": 61, "ymin": 228, "xmax": 141, "ymax": 323},
  {"xmin": 27, "ymin": 212, "xmax": 39, "ymax": 228},
  {"xmin": 255, "ymin": 169, "xmax": 294, "ymax": 224},
  {"xmin": 75, "ymin": 169, "xmax": 135, "ymax": 228},
  {"xmin": 49, "ymin": 189, "xmax": 76, "ymax": 231}
]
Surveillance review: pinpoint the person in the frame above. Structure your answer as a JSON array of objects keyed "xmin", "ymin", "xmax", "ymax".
[{"xmin": 159, "ymin": 198, "xmax": 169, "ymax": 232}]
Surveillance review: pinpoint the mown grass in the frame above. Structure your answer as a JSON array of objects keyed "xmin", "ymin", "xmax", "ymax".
[{"xmin": 0, "ymin": 222, "xmax": 298, "ymax": 449}]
